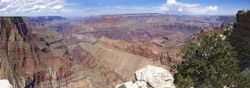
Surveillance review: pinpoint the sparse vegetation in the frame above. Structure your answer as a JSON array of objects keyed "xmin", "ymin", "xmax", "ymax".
[{"xmin": 174, "ymin": 33, "xmax": 242, "ymax": 88}]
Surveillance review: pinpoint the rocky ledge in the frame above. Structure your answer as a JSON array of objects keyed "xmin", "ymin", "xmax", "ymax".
[
  {"xmin": 116, "ymin": 65, "xmax": 175, "ymax": 88},
  {"xmin": 236, "ymin": 10, "xmax": 250, "ymax": 30},
  {"xmin": 0, "ymin": 79, "xmax": 12, "ymax": 88}
]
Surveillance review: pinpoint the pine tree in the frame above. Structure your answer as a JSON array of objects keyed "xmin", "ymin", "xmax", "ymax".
[{"xmin": 174, "ymin": 33, "xmax": 240, "ymax": 88}]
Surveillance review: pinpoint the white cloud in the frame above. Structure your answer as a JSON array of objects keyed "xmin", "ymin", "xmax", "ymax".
[
  {"xmin": 167, "ymin": 0, "xmax": 177, "ymax": 5},
  {"xmin": 0, "ymin": 0, "xmax": 11, "ymax": 3},
  {"xmin": 178, "ymin": 8, "xmax": 183, "ymax": 12},
  {"xmin": 52, "ymin": 5, "xmax": 63, "ymax": 10},
  {"xmin": 159, "ymin": 0, "xmax": 219, "ymax": 15},
  {"xmin": 0, "ymin": 0, "xmax": 65, "ymax": 16},
  {"xmin": 0, "ymin": 0, "xmax": 222, "ymax": 16},
  {"xmin": 204, "ymin": 6, "xmax": 218, "ymax": 12}
]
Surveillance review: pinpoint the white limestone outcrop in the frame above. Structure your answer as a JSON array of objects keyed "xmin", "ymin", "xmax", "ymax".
[
  {"xmin": 116, "ymin": 81, "xmax": 148, "ymax": 88},
  {"xmin": 0, "ymin": 79, "xmax": 12, "ymax": 88},
  {"xmin": 116, "ymin": 65, "xmax": 175, "ymax": 88}
]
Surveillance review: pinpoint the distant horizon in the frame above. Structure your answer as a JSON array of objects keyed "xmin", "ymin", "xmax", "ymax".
[
  {"xmin": 0, "ymin": 0, "xmax": 249, "ymax": 16},
  {"xmin": 1, "ymin": 12, "xmax": 237, "ymax": 18}
]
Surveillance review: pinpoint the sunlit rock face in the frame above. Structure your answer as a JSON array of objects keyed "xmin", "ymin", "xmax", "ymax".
[
  {"xmin": 116, "ymin": 81, "xmax": 148, "ymax": 88},
  {"xmin": 0, "ymin": 79, "xmax": 12, "ymax": 88},
  {"xmin": 116, "ymin": 65, "xmax": 175, "ymax": 88},
  {"xmin": 23, "ymin": 14, "xmax": 235, "ymax": 87},
  {"xmin": 0, "ymin": 17, "xmax": 109, "ymax": 88},
  {"xmin": 135, "ymin": 65, "xmax": 175, "ymax": 88}
]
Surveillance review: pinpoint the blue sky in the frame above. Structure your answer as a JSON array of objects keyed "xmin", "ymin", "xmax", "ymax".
[{"xmin": 0, "ymin": 0, "xmax": 249, "ymax": 16}]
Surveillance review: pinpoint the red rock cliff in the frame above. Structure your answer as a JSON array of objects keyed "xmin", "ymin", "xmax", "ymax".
[{"xmin": 0, "ymin": 17, "xmax": 108, "ymax": 88}]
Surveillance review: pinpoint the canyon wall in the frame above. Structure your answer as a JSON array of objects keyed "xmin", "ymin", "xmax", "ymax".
[
  {"xmin": 20, "ymin": 14, "xmax": 235, "ymax": 87},
  {"xmin": 229, "ymin": 10, "xmax": 250, "ymax": 69},
  {"xmin": 236, "ymin": 10, "xmax": 250, "ymax": 30},
  {"xmin": 0, "ymin": 17, "xmax": 108, "ymax": 88}
]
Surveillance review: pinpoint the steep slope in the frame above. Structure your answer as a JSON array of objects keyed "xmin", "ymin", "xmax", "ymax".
[
  {"xmin": 96, "ymin": 37, "xmax": 158, "ymax": 59},
  {"xmin": 80, "ymin": 42, "xmax": 161, "ymax": 80},
  {"xmin": 0, "ymin": 17, "xmax": 108, "ymax": 88},
  {"xmin": 229, "ymin": 10, "xmax": 250, "ymax": 69},
  {"xmin": 22, "ymin": 14, "xmax": 234, "ymax": 87},
  {"xmin": 77, "ymin": 36, "xmax": 183, "ymax": 86}
]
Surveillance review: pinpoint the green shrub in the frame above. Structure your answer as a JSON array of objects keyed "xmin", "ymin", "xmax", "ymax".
[{"xmin": 174, "ymin": 33, "xmax": 240, "ymax": 88}]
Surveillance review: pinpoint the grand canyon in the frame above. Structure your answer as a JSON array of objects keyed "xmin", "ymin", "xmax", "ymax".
[{"xmin": 0, "ymin": 0, "xmax": 250, "ymax": 88}]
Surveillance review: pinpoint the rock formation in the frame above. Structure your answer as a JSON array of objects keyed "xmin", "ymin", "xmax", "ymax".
[
  {"xmin": 228, "ymin": 10, "xmax": 250, "ymax": 69},
  {"xmin": 116, "ymin": 65, "xmax": 175, "ymax": 88},
  {"xmin": 0, "ymin": 17, "xmax": 108, "ymax": 88},
  {"xmin": 79, "ymin": 41, "xmax": 160, "ymax": 85},
  {"xmin": 0, "ymin": 79, "xmax": 12, "ymax": 88},
  {"xmin": 236, "ymin": 10, "xmax": 250, "ymax": 29},
  {"xmin": 17, "ymin": 14, "xmax": 235, "ymax": 87}
]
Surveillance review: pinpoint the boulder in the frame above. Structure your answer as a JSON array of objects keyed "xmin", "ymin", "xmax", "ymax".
[
  {"xmin": 116, "ymin": 65, "xmax": 175, "ymax": 88},
  {"xmin": 0, "ymin": 79, "xmax": 12, "ymax": 88},
  {"xmin": 116, "ymin": 81, "xmax": 148, "ymax": 88},
  {"xmin": 135, "ymin": 65, "xmax": 175, "ymax": 88}
]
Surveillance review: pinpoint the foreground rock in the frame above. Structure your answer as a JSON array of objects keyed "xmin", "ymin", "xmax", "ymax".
[
  {"xmin": 116, "ymin": 65, "xmax": 175, "ymax": 88},
  {"xmin": 116, "ymin": 81, "xmax": 148, "ymax": 88},
  {"xmin": 0, "ymin": 79, "xmax": 12, "ymax": 88}
]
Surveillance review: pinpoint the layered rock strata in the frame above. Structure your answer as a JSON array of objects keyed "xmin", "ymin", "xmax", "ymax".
[{"xmin": 0, "ymin": 17, "xmax": 108, "ymax": 88}]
